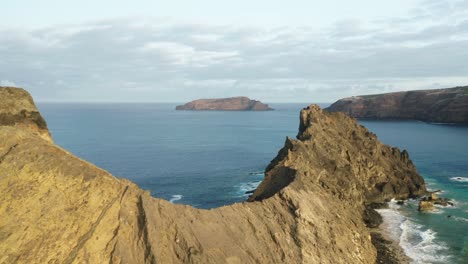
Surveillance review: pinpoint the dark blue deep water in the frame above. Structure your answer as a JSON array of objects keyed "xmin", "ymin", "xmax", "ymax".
[{"xmin": 37, "ymin": 103, "xmax": 467, "ymax": 263}]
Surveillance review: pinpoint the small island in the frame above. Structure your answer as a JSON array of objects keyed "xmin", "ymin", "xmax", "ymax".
[
  {"xmin": 326, "ymin": 86, "xmax": 468, "ymax": 124},
  {"xmin": 176, "ymin": 96, "xmax": 273, "ymax": 111}
]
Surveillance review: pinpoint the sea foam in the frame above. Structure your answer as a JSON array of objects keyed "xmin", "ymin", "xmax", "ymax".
[
  {"xmin": 237, "ymin": 181, "xmax": 262, "ymax": 197},
  {"xmin": 169, "ymin": 195, "xmax": 183, "ymax": 203},
  {"xmin": 400, "ymin": 220, "xmax": 450, "ymax": 263},
  {"xmin": 377, "ymin": 201, "xmax": 451, "ymax": 263},
  {"xmin": 450, "ymin": 177, "xmax": 468, "ymax": 183}
]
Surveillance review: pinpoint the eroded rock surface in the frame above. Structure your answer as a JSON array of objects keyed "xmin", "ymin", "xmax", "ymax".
[
  {"xmin": 0, "ymin": 87, "xmax": 52, "ymax": 142},
  {"xmin": 176, "ymin": 96, "xmax": 273, "ymax": 111},
  {"xmin": 326, "ymin": 86, "xmax": 468, "ymax": 124},
  {"xmin": 418, "ymin": 192, "xmax": 453, "ymax": 211},
  {"xmin": 0, "ymin": 89, "xmax": 426, "ymax": 264}
]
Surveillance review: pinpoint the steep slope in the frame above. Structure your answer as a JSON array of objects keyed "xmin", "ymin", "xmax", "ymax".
[
  {"xmin": 0, "ymin": 88, "xmax": 426, "ymax": 263},
  {"xmin": 176, "ymin": 96, "xmax": 273, "ymax": 111},
  {"xmin": 326, "ymin": 86, "xmax": 468, "ymax": 124}
]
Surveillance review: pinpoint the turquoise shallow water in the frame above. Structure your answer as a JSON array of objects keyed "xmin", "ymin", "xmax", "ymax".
[
  {"xmin": 37, "ymin": 103, "xmax": 467, "ymax": 263},
  {"xmin": 361, "ymin": 121, "xmax": 468, "ymax": 263}
]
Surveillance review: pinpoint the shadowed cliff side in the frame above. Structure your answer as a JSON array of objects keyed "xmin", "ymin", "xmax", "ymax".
[
  {"xmin": 326, "ymin": 86, "xmax": 468, "ymax": 124},
  {"xmin": 0, "ymin": 88, "xmax": 426, "ymax": 263}
]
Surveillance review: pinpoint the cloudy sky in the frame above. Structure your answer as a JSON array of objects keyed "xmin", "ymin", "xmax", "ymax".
[{"xmin": 1, "ymin": 0, "xmax": 468, "ymax": 102}]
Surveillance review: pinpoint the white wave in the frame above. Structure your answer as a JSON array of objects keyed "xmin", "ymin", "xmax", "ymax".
[
  {"xmin": 424, "ymin": 207, "xmax": 445, "ymax": 214},
  {"xmin": 377, "ymin": 205, "xmax": 451, "ymax": 263},
  {"xmin": 169, "ymin": 194, "xmax": 183, "ymax": 203},
  {"xmin": 400, "ymin": 220, "xmax": 450, "ymax": 263},
  {"xmin": 237, "ymin": 181, "xmax": 262, "ymax": 197},
  {"xmin": 450, "ymin": 177, "xmax": 468, "ymax": 183},
  {"xmin": 453, "ymin": 216, "xmax": 468, "ymax": 223},
  {"xmin": 376, "ymin": 208, "xmax": 405, "ymax": 242}
]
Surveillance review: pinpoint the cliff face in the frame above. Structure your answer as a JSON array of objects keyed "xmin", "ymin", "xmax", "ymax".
[
  {"xmin": 326, "ymin": 86, "xmax": 468, "ymax": 124},
  {"xmin": 0, "ymin": 87, "xmax": 52, "ymax": 142},
  {"xmin": 176, "ymin": 96, "xmax": 273, "ymax": 111},
  {"xmin": 0, "ymin": 89, "xmax": 426, "ymax": 264}
]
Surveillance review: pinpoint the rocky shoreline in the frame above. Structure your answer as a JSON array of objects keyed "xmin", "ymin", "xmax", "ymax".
[
  {"xmin": 371, "ymin": 229, "xmax": 411, "ymax": 264},
  {"xmin": 364, "ymin": 203, "xmax": 411, "ymax": 263}
]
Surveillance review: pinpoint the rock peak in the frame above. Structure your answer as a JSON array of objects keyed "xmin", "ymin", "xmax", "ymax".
[{"xmin": 0, "ymin": 87, "xmax": 52, "ymax": 142}]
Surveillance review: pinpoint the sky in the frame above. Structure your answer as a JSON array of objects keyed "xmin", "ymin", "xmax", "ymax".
[{"xmin": 1, "ymin": 0, "xmax": 468, "ymax": 102}]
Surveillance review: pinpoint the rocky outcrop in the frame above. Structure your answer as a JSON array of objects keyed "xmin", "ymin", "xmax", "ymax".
[
  {"xmin": 0, "ymin": 89, "xmax": 426, "ymax": 263},
  {"xmin": 418, "ymin": 192, "xmax": 453, "ymax": 211},
  {"xmin": 0, "ymin": 87, "xmax": 52, "ymax": 142},
  {"xmin": 326, "ymin": 86, "xmax": 468, "ymax": 124},
  {"xmin": 176, "ymin": 96, "xmax": 273, "ymax": 111}
]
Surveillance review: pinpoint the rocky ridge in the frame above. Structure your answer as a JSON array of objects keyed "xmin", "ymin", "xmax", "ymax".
[
  {"xmin": 326, "ymin": 86, "xmax": 468, "ymax": 124},
  {"xmin": 176, "ymin": 96, "xmax": 273, "ymax": 111},
  {"xmin": 0, "ymin": 87, "xmax": 426, "ymax": 263}
]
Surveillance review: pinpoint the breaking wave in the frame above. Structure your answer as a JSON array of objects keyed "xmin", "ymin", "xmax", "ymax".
[
  {"xmin": 450, "ymin": 177, "xmax": 468, "ymax": 183},
  {"xmin": 377, "ymin": 201, "xmax": 451, "ymax": 263},
  {"xmin": 169, "ymin": 194, "xmax": 183, "ymax": 203}
]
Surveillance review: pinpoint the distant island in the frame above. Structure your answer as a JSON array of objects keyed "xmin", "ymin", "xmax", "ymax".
[
  {"xmin": 326, "ymin": 86, "xmax": 468, "ymax": 124},
  {"xmin": 176, "ymin": 96, "xmax": 273, "ymax": 111}
]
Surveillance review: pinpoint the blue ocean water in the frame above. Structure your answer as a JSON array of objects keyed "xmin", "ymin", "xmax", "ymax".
[{"xmin": 37, "ymin": 103, "xmax": 467, "ymax": 263}]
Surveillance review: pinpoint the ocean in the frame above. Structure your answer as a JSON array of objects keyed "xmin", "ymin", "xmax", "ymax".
[{"xmin": 37, "ymin": 102, "xmax": 468, "ymax": 263}]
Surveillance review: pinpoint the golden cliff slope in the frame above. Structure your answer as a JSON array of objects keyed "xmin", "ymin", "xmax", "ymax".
[{"xmin": 0, "ymin": 87, "xmax": 426, "ymax": 263}]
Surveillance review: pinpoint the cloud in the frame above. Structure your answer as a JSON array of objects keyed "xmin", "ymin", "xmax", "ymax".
[
  {"xmin": 1, "ymin": 1, "xmax": 468, "ymax": 102},
  {"xmin": 0, "ymin": 80, "xmax": 17, "ymax": 87},
  {"xmin": 138, "ymin": 41, "xmax": 239, "ymax": 66}
]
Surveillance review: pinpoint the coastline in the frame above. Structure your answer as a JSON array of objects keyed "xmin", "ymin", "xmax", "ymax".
[
  {"xmin": 367, "ymin": 202, "xmax": 412, "ymax": 263},
  {"xmin": 372, "ymin": 226, "xmax": 412, "ymax": 264}
]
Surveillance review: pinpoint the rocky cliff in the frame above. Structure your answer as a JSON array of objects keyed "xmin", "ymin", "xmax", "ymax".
[
  {"xmin": 0, "ymin": 88, "xmax": 426, "ymax": 263},
  {"xmin": 176, "ymin": 97, "xmax": 273, "ymax": 111},
  {"xmin": 326, "ymin": 86, "xmax": 468, "ymax": 124},
  {"xmin": 0, "ymin": 87, "xmax": 52, "ymax": 142}
]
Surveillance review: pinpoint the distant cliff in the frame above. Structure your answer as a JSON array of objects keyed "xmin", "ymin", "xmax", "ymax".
[
  {"xmin": 0, "ymin": 88, "xmax": 426, "ymax": 263},
  {"xmin": 176, "ymin": 96, "xmax": 273, "ymax": 111},
  {"xmin": 326, "ymin": 86, "xmax": 468, "ymax": 124}
]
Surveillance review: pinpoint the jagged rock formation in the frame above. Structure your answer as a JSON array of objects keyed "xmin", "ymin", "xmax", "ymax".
[
  {"xmin": 176, "ymin": 96, "xmax": 273, "ymax": 111},
  {"xmin": 0, "ymin": 88, "xmax": 426, "ymax": 263},
  {"xmin": 326, "ymin": 86, "xmax": 468, "ymax": 124},
  {"xmin": 0, "ymin": 87, "xmax": 52, "ymax": 142},
  {"xmin": 418, "ymin": 193, "xmax": 453, "ymax": 211}
]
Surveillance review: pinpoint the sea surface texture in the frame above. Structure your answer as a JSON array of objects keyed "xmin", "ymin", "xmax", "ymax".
[{"xmin": 38, "ymin": 103, "xmax": 467, "ymax": 263}]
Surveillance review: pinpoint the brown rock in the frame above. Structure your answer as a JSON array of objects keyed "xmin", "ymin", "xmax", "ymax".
[
  {"xmin": 250, "ymin": 105, "xmax": 426, "ymax": 204},
  {"xmin": 0, "ymin": 90, "xmax": 426, "ymax": 263},
  {"xmin": 176, "ymin": 96, "xmax": 273, "ymax": 111},
  {"xmin": 0, "ymin": 87, "xmax": 52, "ymax": 142},
  {"xmin": 418, "ymin": 200, "xmax": 435, "ymax": 211},
  {"xmin": 418, "ymin": 194, "xmax": 453, "ymax": 211},
  {"xmin": 326, "ymin": 86, "xmax": 468, "ymax": 124}
]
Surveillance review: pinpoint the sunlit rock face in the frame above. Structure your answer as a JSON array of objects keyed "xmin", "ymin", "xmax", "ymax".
[
  {"xmin": 0, "ymin": 89, "xmax": 425, "ymax": 263},
  {"xmin": 0, "ymin": 87, "xmax": 52, "ymax": 142}
]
